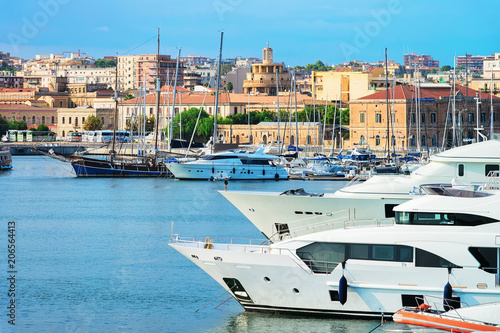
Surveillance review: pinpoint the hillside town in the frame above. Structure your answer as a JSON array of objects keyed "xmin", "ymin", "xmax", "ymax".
[{"xmin": 1, "ymin": 45, "xmax": 499, "ymax": 153}]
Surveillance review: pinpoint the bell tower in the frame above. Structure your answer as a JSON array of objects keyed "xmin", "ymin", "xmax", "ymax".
[{"xmin": 262, "ymin": 42, "xmax": 273, "ymax": 65}]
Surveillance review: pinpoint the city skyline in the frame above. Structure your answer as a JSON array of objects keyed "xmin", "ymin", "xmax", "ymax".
[{"xmin": 0, "ymin": 0, "xmax": 498, "ymax": 67}]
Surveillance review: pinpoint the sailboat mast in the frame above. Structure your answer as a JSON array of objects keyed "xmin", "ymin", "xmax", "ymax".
[
  {"xmin": 385, "ymin": 48, "xmax": 390, "ymax": 160},
  {"xmin": 168, "ymin": 48, "xmax": 181, "ymax": 152},
  {"xmin": 154, "ymin": 28, "xmax": 161, "ymax": 156},
  {"xmin": 276, "ymin": 69, "xmax": 280, "ymax": 155},
  {"xmin": 111, "ymin": 52, "xmax": 119, "ymax": 162},
  {"xmin": 293, "ymin": 71, "xmax": 298, "ymax": 150},
  {"xmin": 491, "ymin": 68, "xmax": 494, "ymax": 139},
  {"xmin": 213, "ymin": 31, "xmax": 224, "ymax": 150},
  {"xmin": 322, "ymin": 97, "xmax": 327, "ymax": 154},
  {"xmin": 452, "ymin": 57, "xmax": 456, "ymax": 146}
]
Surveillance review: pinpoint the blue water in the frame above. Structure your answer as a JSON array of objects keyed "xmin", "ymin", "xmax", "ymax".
[{"xmin": 0, "ymin": 156, "xmax": 399, "ymax": 332}]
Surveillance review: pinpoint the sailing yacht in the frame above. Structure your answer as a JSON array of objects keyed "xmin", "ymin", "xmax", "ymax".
[
  {"xmin": 220, "ymin": 140, "xmax": 500, "ymax": 239},
  {"xmin": 170, "ymin": 183, "xmax": 500, "ymax": 317},
  {"xmin": 38, "ymin": 30, "xmax": 174, "ymax": 177}
]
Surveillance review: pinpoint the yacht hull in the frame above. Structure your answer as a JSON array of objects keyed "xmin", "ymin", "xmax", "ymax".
[
  {"xmin": 71, "ymin": 159, "xmax": 171, "ymax": 177},
  {"xmin": 170, "ymin": 241, "xmax": 500, "ymax": 317},
  {"xmin": 168, "ymin": 163, "xmax": 289, "ymax": 180}
]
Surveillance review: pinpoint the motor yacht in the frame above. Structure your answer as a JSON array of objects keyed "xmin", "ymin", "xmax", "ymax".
[
  {"xmin": 220, "ymin": 140, "xmax": 500, "ymax": 239},
  {"xmin": 171, "ymin": 185, "xmax": 500, "ymax": 317},
  {"xmin": 167, "ymin": 148, "xmax": 289, "ymax": 180}
]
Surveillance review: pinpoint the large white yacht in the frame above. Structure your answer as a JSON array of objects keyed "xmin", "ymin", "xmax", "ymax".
[
  {"xmin": 220, "ymin": 140, "xmax": 500, "ymax": 239},
  {"xmin": 170, "ymin": 186, "xmax": 500, "ymax": 317},
  {"xmin": 167, "ymin": 148, "xmax": 289, "ymax": 180}
]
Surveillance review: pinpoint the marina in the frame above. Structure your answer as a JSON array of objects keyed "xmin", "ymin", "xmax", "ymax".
[{"xmin": 2, "ymin": 155, "xmax": 400, "ymax": 332}]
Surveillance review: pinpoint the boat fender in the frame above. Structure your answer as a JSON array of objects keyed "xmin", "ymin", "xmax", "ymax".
[
  {"xmin": 443, "ymin": 267, "xmax": 453, "ymax": 310},
  {"xmin": 262, "ymin": 169, "xmax": 265, "ymax": 176},
  {"xmin": 339, "ymin": 261, "xmax": 347, "ymax": 305},
  {"xmin": 339, "ymin": 275, "xmax": 347, "ymax": 305},
  {"xmin": 443, "ymin": 282, "xmax": 452, "ymax": 310},
  {"xmin": 232, "ymin": 167, "xmax": 235, "ymax": 174},
  {"xmin": 212, "ymin": 167, "xmax": 215, "ymax": 173},
  {"xmin": 274, "ymin": 173, "xmax": 279, "ymax": 179}
]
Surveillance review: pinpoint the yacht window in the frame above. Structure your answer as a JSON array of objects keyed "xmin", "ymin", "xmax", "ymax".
[
  {"xmin": 469, "ymin": 247, "xmax": 500, "ymax": 274},
  {"xmin": 372, "ymin": 245, "xmax": 395, "ymax": 261},
  {"xmin": 485, "ymin": 165, "xmax": 499, "ymax": 176},
  {"xmin": 401, "ymin": 294, "xmax": 424, "ymax": 307},
  {"xmin": 385, "ymin": 204, "xmax": 398, "ymax": 218},
  {"xmin": 415, "ymin": 248, "xmax": 461, "ymax": 268},
  {"xmin": 458, "ymin": 164, "xmax": 464, "ymax": 177},
  {"xmin": 296, "ymin": 242, "xmax": 413, "ymax": 274},
  {"xmin": 395, "ymin": 211, "xmax": 497, "ymax": 226},
  {"xmin": 350, "ymin": 244, "xmax": 370, "ymax": 259}
]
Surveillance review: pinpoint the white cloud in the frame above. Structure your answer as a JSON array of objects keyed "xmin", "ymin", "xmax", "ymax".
[{"xmin": 96, "ymin": 26, "xmax": 110, "ymax": 32}]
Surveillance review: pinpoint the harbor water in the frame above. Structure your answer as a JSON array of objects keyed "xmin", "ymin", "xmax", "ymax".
[{"xmin": 0, "ymin": 156, "xmax": 400, "ymax": 332}]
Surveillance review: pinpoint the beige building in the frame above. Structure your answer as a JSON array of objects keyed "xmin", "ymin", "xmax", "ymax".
[
  {"xmin": 483, "ymin": 53, "xmax": 500, "ymax": 79},
  {"xmin": 117, "ymin": 54, "xmax": 184, "ymax": 91},
  {"xmin": 312, "ymin": 67, "xmax": 389, "ymax": 102},
  {"xmin": 118, "ymin": 92, "xmax": 311, "ymax": 131},
  {"xmin": 243, "ymin": 43, "xmax": 292, "ymax": 95},
  {"xmin": 348, "ymin": 84, "xmax": 500, "ymax": 152},
  {"xmin": 217, "ymin": 122, "xmax": 324, "ymax": 147},
  {"xmin": 56, "ymin": 107, "xmax": 115, "ymax": 137},
  {"xmin": 117, "ymin": 55, "xmax": 139, "ymax": 91}
]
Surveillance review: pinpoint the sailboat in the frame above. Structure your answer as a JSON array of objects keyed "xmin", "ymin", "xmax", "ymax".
[{"xmin": 37, "ymin": 30, "xmax": 173, "ymax": 177}]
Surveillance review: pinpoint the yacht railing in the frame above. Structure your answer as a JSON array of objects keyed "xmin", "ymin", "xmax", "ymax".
[
  {"xmin": 169, "ymin": 236, "xmax": 319, "ymax": 274},
  {"xmin": 275, "ymin": 216, "xmax": 395, "ymax": 241},
  {"xmin": 480, "ymin": 170, "xmax": 500, "ymax": 190}
]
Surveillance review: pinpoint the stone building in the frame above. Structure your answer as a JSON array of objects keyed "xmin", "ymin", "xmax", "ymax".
[
  {"xmin": 56, "ymin": 107, "xmax": 114, "ymax": 138},
  {"xmin": 348, "ymin": 84, "xmax": 500, "ymax": 153},
  {"xmin": 242, "ymin": 43, "xmax": 292, "ymax": 95}
]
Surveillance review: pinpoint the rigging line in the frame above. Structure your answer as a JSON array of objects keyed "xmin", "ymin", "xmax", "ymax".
[
  {"xmin": 195, "ymin": 284, "xmax": 237, "ymax": 313},
  {"xmin": 122, "ymin": 35, "xmax": 157, "ymax": 56}
]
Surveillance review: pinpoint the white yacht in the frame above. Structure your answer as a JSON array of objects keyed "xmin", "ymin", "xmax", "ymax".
[
  {"xmin": 220, "ymin": 140, "xmax": 500, "ymax": 239},
  {"xmin": 170, "ymin": 186, "xmax": 500, "ymax": 317},
  {"xmin": 167, "ymin": 148, "xmax": 289, "ymax": 180}
]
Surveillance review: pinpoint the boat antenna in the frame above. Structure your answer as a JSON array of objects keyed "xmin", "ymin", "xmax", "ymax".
[
  {"xmin": 111, "ymin": 51, "xmax": 119, "ymax": 162},
  {"xmin": 154, "ymin": 28, "xmax": 161, "ymax": 158},
  {"xmin": 168, "ymin": 48, "xmax": 181, "ymax": 152},
  {"xmin": 213, "ymin": 31, "xmax": 224, "ymax": 153}
]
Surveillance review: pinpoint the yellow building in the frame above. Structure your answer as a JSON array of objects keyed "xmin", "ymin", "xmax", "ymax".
[
  {"xmin": 57, "ymin": 107, "xmax": 115, "ymax": 137},
  {"xmin": 243, "ymin": 43, "xmax": 292, "ymax": 95},
  {"xmin": 312, "ymin": 67, "xmax": 389, "ymax": 102}
]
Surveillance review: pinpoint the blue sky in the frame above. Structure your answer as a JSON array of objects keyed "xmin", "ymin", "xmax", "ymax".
[{"xmin": 1, "ymin": 0, "xmax": 498, "ymax": 67}]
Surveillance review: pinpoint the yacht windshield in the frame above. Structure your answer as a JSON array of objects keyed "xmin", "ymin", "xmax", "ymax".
[{"xmin": 395, "ymin": 211, "xmax": 498, "ymax": 226}]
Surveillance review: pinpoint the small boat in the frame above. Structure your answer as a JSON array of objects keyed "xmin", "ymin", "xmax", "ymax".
[
  {"xmin": 393, "ymin": 301, "xmax": 500, "ymax": 332},
  {"xmin": 0, "ymin": 145, "xmax": 12, "ymax": 170},
  {"xmin": 167, "ymin": 148, "xmax": 289, "ymax": 180}
]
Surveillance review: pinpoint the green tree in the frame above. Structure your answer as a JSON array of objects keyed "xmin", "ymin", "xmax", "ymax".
[
  {"xmin": 220, "ymin": 63, "xmax": 233, "ymax": 76},
  {"xmin": 197, "ymin": 116, "xmax": 214, "ymax": 141},
  {"xmin": 304, "ymin": 60, "xmax": 332, "ymax": 71},
  {"xmin": 83, "ymin": 115, "xmax": 102, "ymax": 131},
  {"xmin": 124, "ymin": 93, "xmax": 135, "ymax": 100},
  {"xmin": 226, "ymin": 82, "xmax": 233, "ymax": 92},
  {"xmin": 125, "ymin": 115, "xmax": 155, "ymax": 132},
  {"xmin": 0, "ymin": 117, "xmax": 8, "ymax": 137},
  {"xmin": 440, "ymin": 65, "xmax": 451, "ymax": 72},
  {"xmin": 8, "ymin": 120, "xmax": 19, "ymax": 130},
  {"xmin": 170, "ymin": 107, "xmax": 210, "ymax": 141},
  {"xmin": 36, "ymin": 124, "xmax": 49, "ymax": 131},
  {"xmin": 95, "ymin": 58, "xmax": 116, "ymax": 68},
  {"xmin": 18, "ymin": 121, "xmax": 27, "ymax": 130},
  {"xmin": 0, "ymin": 62, "xmax": 16, "ymax": 73},
  {"xmin": 204, "ymin": 82, "xmax": 210, "ymax": 88}
]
